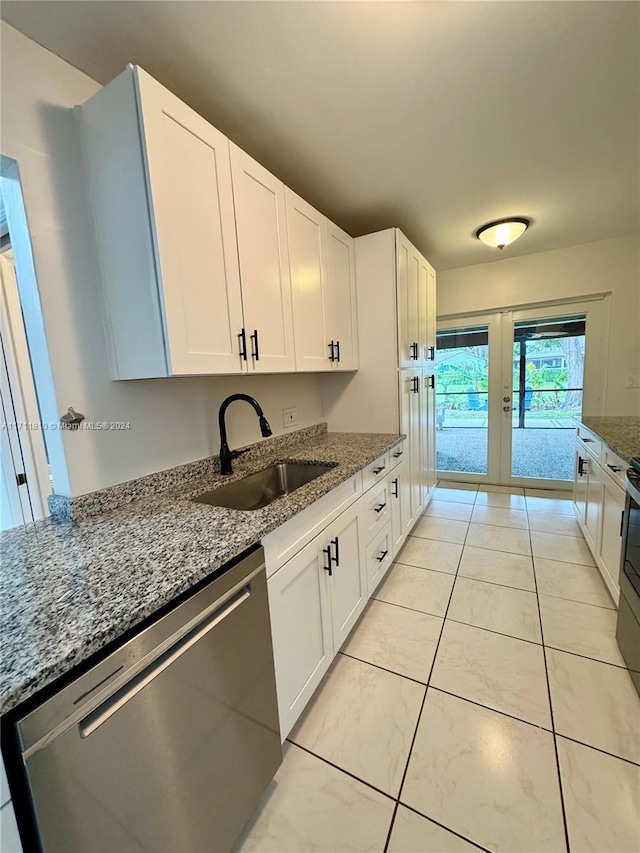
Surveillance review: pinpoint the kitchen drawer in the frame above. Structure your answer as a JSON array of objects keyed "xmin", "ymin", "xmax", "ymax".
[
  {"xmin": 389, "ymin": 441, "xmax": 406, "ymax": 471},
  {"xmin": 364, "ymin": 522, "xmax": 393, "ymax": 596},
  {"xmin": 361, "ymin": 480, "xmax": 391, "ymax": 541},
  {"xmin": 577, "ymin": 425, "xmax": 602, "ymax": 461},
  {"xmin": 263, "ymin": 473, "xmax": 362, "ymax": 575},
  {"xmin": 362, "ymin": 452, "xmax": 390, "ymax": 492},
  {"xmin": 601, "ymin": 446, "xmax": 628, "ymax": 489}
]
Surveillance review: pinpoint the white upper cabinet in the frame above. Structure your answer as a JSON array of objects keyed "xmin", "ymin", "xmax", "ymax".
[
  {"xmin": 325, "ymin": 221, "xmax": 358, "ymax": 371},
  {"xmin": 397, "ymin": 233, "xmax": 421, "ymax": 369},
  {"xmin": 230, "ymin": 144, "xmax": 296, "ymax": 373},
  {"xmin": 79, "ymin": 66, "xmax": 359, "ymax": 379},
  {"xmin": 287, "ymin": 190, "xmax": 358, "ymax": 372},
  {"xmin": 79, "ymin": 66, "xmax": 245, "ymax": 378},
  {"xmin": 286, "ymin": 189, "xmax": 330, "ymax": 371}
]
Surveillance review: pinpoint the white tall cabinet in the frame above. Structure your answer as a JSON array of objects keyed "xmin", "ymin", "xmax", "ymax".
[{"xmin": 321, "ymin": 228, "xmax": 437, "ymax": 525}]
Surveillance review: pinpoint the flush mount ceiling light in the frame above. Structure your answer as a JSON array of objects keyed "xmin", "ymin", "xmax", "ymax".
[{"xmin": 475, "ymin": 217, "xmax": 531, "ymax": 250}]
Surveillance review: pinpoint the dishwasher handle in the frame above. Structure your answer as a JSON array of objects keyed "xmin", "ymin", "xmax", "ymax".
[{"xmin": 79, "ymin": 586, "xmax": 251, "ymax": 739}]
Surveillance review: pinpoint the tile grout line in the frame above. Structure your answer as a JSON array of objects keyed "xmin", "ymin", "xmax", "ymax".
[
  {"xmin": 382, "ymin": 510, "xmax": 470, "ymax": 853},
  {"xmin": 525, "ymin": 498, "xmax": 573, "ymax": 853}
]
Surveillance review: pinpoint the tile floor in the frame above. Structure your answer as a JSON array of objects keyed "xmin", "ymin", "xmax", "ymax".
[{"xmin": 238, "ymin": 483, "xmax": 640, "ymax": 853}]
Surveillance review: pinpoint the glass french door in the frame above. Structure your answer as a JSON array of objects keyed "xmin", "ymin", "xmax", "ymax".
[{"xmin": 436, "ymin": 301, "xmax": 602, "ymax": 489}]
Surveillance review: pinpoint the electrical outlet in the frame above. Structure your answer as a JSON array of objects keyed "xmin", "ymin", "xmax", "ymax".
[
  {"xmin": 283, "ymin": 407, "xmax": 298, "ymax": 428},
  {"xmin": 625, "ymin": 375, "xmax": 637, "ymax": 389}
]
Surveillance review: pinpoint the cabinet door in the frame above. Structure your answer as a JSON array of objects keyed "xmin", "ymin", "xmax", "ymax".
[
  {"xmin": 136, "ymin": 69, "xmax": 245, "ymax": 374},
  {"xmin": 325, "ymin": 503, "xmax": 366, "ymax": 650},
  {"xmin": 286, "ymin": 189, "xmax": 330, "ymax": 371},
  {"xmin": 584, "ymin": 456, "xmax": 603, "ymax": 551},
  {"xmin": 389, "ymin": 461, "xmax": 406, "ymax": 557},
  {"xmin": 426, "ymin": 263, "xmax": 437, "ymax": 366},
  {"xmin": 397, "ymin": 232, "xmax": 420, "ymax": 368},
  {"xmin": 418, "ymin": 257, "xmax": 429, "ymax": 365},
  {"xmin": 230, "ymin": 144, "xmax": 296, "ymax": 373},
  {"xmin": 599, "ymin": 475, "xmax": 625, "ymax": 597},
  {"xmin": 364, "ymin": 523, "xmax": 394, "ymax": 596},
  {"xmin": 267, "ymin": 539, "xmax": 333, "ymax": 739},
  {"xmin": 325, "ymin": 221, "xmax": 359, "ymax": 370},
  {"xmin": 400, "ymin": 370, "xmax": 422, "ymax": 533},
  {"xmin": 420, "ymin": 370, "xmax": 437, "ymax": 506}
]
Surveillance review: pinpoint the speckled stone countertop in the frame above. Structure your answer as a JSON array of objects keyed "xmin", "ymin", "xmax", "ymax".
[
  {"xmin": 0, "ymin": 427, "xmax": 401, "ymax": 715},
  {"xmin": 581, "ymin": 416, "xmax": 640, "ymax": 463}
]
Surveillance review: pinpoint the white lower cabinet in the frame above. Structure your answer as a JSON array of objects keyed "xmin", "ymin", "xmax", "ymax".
[
  {"xmin": 267, "ymin": 447, "xmax": 405, "ymax": 739},
  {"xmin": 573, "ymin": 427, "xmax": 625, "ymax": 603},
  {"xmin": 364, "ymin": 522, "xmax": 393, "ymax": 596}
]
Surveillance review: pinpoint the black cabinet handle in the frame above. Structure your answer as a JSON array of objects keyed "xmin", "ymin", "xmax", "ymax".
[
  {"xmin": 250, "ymin": 330, "xmax": 260, "ymax": 361},
  {"xmin": 393, "ymin": 450, "xmax": 403, "ymax": 458},
  {"xmin": 410, "ymin": 342, "xmax": 419, "ymax": 360},
  {"xmin": 428, "ymin": 345, "xmax": 435, "ymax": 360},
  {"xmin": 374, "ymin": 503, "xmax": 386, "ymax": 513},
  {"xmin": 412, "ymin": 377, "xmax": 419, "ymax": 393},
  {"xmin": 578, "ymin": 457, "xmax": 586, "ymax": 476},
  {"xmin": 428, "ymin": 375, "xmax": 435, "ymax": 389},
  {"xmin": 607, "ymin": 464, "xmax": 622, "ymax": 473},
  {"xmin": 238, "ymin": 328, "xmax": 247, "ymax": 361},
  {"xmin": 620, "ymin": 510, "xmax": 625, "ymax": 537},
  {"xmin": 331, "ymin": 536, "xmax": 340, "ymax": 567},
  {"xmin": 335, "ymin": 340, "xmax": 341, "ymax": 363},
  {"xmin": 373, "ymin": 465, "xmax": 386, "ymax": 474},
  {"xmin": 583, "ymin": 437, "xmax": 594, "ymax": 443},
  {"xmin": 328, "ymin": 341, "xmax": 335, "ymax": 362},
  {"xmin": 392, "ymin": 478, "xmax": 399, "ymax": 498},
  {"xmin": 376, "ymin": 550, "xmax": 389, "ymax": 563},
  {"xmin": 323, "ymin": 546, "xmax": 332, "ymax": 576}
]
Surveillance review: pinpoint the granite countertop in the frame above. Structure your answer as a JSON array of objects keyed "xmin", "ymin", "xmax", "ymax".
[
  {"xmin": 581, "ymin": 416, "xmax": 640, "ymax": 463},
  {"xmin": 0, "ymin": 428, "xmax": 402, "ymax": 715}
]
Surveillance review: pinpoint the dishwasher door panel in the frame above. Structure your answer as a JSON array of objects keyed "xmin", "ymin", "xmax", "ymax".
[{"xmin": 22, "ymin": 566, "xmax": 281, "ymax": 853}]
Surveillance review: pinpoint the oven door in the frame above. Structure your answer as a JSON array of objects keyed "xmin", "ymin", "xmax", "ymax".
[{"xmin": 616, "ymin": 473, "xmax": 640, "ymax": 691}]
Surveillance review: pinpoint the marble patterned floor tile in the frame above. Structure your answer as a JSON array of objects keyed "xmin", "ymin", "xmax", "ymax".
[
  {"xmin": 466, "ymin": 524, "xmax": 531, "ymax": 556},
  {"xmin": 525, "ymin": 488, "xmax": 573, "ymax": 500},
  {"xmin": 539, "ymin": 595, "xmax": 627, "ymax": 668},
  {"xmin": 458, "ymin": 546, "xmax": 536, "ymax": 592},
  {"xmin": 401, "ymin": 690, "xmax": 566, "ymax": 853},
  {"xmin": 236, "ymin": 743, "xmax": 395, "ymax": 852},
  {"xmin": 477, "ymin": 484, "xmax": 525, "ymax": 495},
  {"xmin": 290, "ymin": 654, "xmax": 425, "ymax": 796},
  {"xmin": 524, "ymin": 494, "xmax": 575, "ymax": 516},
  {"xmin": 424, "ymin": 500, "xmax": 474, "ymax": 522},
  {"xmin": 437, "ymin": 481, "xmax": 478, "ymax": 492},
  {"xmin": 387, "ymin": 805, "xmax": 482, "ymax": 852},
  {"xmin": 412, "ymin": 516, "xmax": 469, "ymax": 545},
  {"xmin": 448, "ymin": 577, "xmax": 542, "ymax": 643},
  {"xmin": 470, "ymin": 505, "xmax": 529, "ymax": 529},
  {"xmin": 433, "ymin": 487, "xmax": 477, "ymax": 505},
  {"xmin": 343, "ymin": 599, "xmax": 442, "ymax": 683},
  {"xmin": 530, "ymin": 532, "xmax": 595, "ymax": 566},
  {"xmin": 396, "ymin": 536, "xmax": 463, "ymax": 575},
  {"xmin": 375, "ymin": 564, "xmax": 455, "ymax": 618},
  {"xmin": 557, "ymin": 737, "xmax": 640, "ymax": 853},
  {"xmin": 534, "ymin": 558, "xmax": 614, "ymax": 609},
  {"xmin": 527, "ymin": 511, "xmax": 582, "ymax": 538},
  {"xmin": 547, "ymin": 649, "xmax": 640, "ymax": 764},
  {"xmin": 430, "ymin": 621, "xmax": 551, "ymax": 728},
  {"xmin": 475, "ymin": 491, "xmax": 527, "ymax": 510}
]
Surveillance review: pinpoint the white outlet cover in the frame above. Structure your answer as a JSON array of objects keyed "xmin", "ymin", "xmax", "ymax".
[{"xmin": 283, "ymin": 407, "xmax": 298, "ymax": 427}]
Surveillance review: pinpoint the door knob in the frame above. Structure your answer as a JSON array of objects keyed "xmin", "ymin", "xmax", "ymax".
[
  {"xmin": 503, "ymin": 406, "xmax": 514, "ymax": 412},
  {"xmin": 503, "ymin": 396, "xmax": 511, "ymax": 403}
]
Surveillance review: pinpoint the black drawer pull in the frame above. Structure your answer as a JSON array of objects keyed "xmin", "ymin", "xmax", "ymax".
[
  {"xmin": 620, "ymin": 510, "xmax": 625, "ymax": 537},
  {"xmin": 583, "ymin": 437, "xmax": 594, "ymax": 442},
  {"xmin": 393, "ymin": 450, "xmax": 403, "ymax": 458},
  {"xmin": 323, "ymin": 547, "xmax": 332, "ymax": 576},
  {"xmin": 578, "ymin": 457, "xmax": 586, "ymax": 476},
  {"xmin": 376, "ymin": 550, "xmax": 389, "ymax": 563},
  {"xmin": 373, "ymin": 465, "xmax": 386, "ymax": 475},
  {"xmin": 410, "ymin": 342, "xmax": 419, "ymax": 360},
  {"xmin": 428, "ymin": 375, "xmax": 435, "ymax": 389},
  {"xmin": 428, "ymin": 345, "xmax": 435, "ymax": 360},
  {"xmin": 330, "ymin": 537, "xmax": 340, "ymax": 567},
  {"xmin": 335, "ymin": 340, "xmax": 341, "ymax": 363},
  {"xmin": 607, "ymin": 464, "xmax": 622, "ymax": 473},
  {"xmin": 238, "ymin": 328, "xmax": 247, "ymax": 361},
  {"xmin": 412, "ymin": 377, "xmax": 419, "ymax": 393},
  {"xmin": 392, "ymin": 478, "xmax": 399, "ymax": 498},
  {"xmin": 328, "ymin": 341, "xmax": 335, "ymax": 362},
  {"xmin": 250, "ymin": 329, "xmax": 260, "ymax": 361},
  {"xmin": 374, "ymin": 503, "xmax": 386, "ymax": 513}
]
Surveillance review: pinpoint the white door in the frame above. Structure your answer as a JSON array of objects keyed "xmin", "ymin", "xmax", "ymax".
[
  {"xmin": 325, "ymin": 222, "xmax": 358, "ymax": 370},
  {"xmin": 267, "ymin": 536, "xmax": 333, "ymax": 739},
  {"xmin": 135, "ymin": 69, "xmax": 245, "ymax": 375},
  {"xmin": 324, "ymin": 502, "xmax": 366, "ymax": 649},
  {"xmin": 286, "ymin": 189, "xmax": 329, "ymax": 372},
  {"xmin": 396, "ymin": 231, "xmax": 420, "ymax": 369},
  {"xmin": 231, "ymin": 144, "xmax": 296, "ymax": 373},
  {"xmin": 436, "ymin": 299, "xmax": 605, "ymax": 489}
]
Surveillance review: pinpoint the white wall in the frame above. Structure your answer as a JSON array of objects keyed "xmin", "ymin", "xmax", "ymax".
[
  {"xmin": 0, "ymin": 24, "xmax": 324, "ymax": 497},
  {"xmin": 438, "ymin": 235, "xmax": 640, "ymax": 416}
]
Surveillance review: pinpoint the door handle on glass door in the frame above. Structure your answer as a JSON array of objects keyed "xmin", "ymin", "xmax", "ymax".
[{"xmin": 503, "ymin": 406, "xmax": 514, "ymax": 412}]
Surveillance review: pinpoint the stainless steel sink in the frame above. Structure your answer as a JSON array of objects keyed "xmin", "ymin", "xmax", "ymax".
[{"xmin": 193, "ymin": 462, "xmax": 337, "ymax": 511}]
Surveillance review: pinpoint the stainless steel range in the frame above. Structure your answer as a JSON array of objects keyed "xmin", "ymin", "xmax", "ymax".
[{"xmin": 616, "ymin": 459, "xmax": 640, "ymax": 696}]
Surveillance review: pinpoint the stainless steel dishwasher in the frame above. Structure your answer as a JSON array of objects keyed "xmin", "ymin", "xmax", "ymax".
[{"xmin": 14, "ymin": 546, "xmax": 282, "ymax": 852}]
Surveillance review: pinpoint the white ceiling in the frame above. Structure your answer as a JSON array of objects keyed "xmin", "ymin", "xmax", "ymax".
[{"xmin": 2, "ymin": 1, "xmax": 638, "ymax": 270}]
